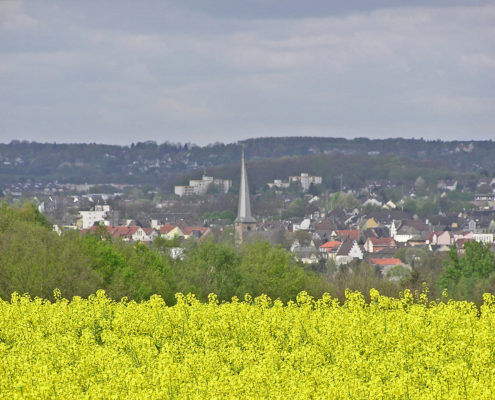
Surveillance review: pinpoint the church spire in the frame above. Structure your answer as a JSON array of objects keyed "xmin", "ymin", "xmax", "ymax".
[{"xmin": 235, "ymin": 150, "xmax": 256, "ymax": 224}]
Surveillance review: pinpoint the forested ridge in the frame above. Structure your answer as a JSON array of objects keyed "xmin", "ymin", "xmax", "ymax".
[{"xmin": 1, "ymin": 137, "xmax": 493, "ymax": 188}]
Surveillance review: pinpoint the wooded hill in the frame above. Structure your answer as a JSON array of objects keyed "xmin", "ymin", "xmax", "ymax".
[{"xmin": 0, "ymin": 137, "xmax": 493, "ymax": 190}]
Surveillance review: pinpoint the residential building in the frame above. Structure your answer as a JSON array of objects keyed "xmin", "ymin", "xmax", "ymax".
[
  {"xmin": 472, "ymin": 233, "xmax": 494, "ymax": 244},
  {"xmin": 331, "ymin": 229, "xmax": 360, "ymax": 241},
  {"xmin": 319, "ymin": 240, "xmax": 342, "ymax": 260},
  {"xmin": 427, "ymin": 231, "xmax": 455, "ymax": 246},
  {"xmin": 369, "ymin": 258, "xmax": 409, "ymax": 278},
  {"xmin": 289, "ymin": 173, "xmax": 323, "ymax": 192},
  {"xmin": 78, "ymin": 205, "xmax": 111, "ymax": 229},
  {"xmin": 159, "ymin": 224, "xmax": 185, "ymax": 239},
  {"xmin": 183, "ymin": 226, "xmax": 211, "ymax": 240},
  {"xmin": 364, "ymin": 237, "xmax": 397, "ymax": 253},
  {"xmin": 335, "ymin": 238, "xmax": 364, "ymax": 265},
  {"xmin": 175, "ymin": 175, "xmax": 232, "ymax": 197},
  {"xmin": 291, "ymin": 239, "xmax": 320, "ymax": 264},
  {"xmin": 132, "ymin": 227, "xmax": 159, "ymax": 242},
  {"xmin": 474, "ymin": 194, "xmax": 495, "ymax": 202},
  {"xmin": 391, "ymin": 220, "xmax": 431, "ymax": 243},
  {"xmin": 267, "ymin": 173, "xmax": 322, "ymax": 192},
  {"xmin": 293, "ymin": 218, "xmax": 311, "ymax": 232},
  {"xmin": 267, "ymin": 179, "xmax": 290, "ymax": 189}
]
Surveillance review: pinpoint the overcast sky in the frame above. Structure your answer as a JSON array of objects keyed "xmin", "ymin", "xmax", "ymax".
[{"xmin": 1, "ymin": 0, "xmax": 494, "ymax": 145}]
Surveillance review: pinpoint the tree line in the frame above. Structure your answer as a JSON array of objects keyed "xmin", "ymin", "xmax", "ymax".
[
  {"xmin": 0, "ymin": 203, "xmax": 493, "ymax": 304},
  {"xmin": 1, "ymin": 138, "xmax": 494, "ymax": 187}
]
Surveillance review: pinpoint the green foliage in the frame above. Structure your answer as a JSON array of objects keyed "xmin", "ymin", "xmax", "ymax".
[
  {"xmin": 0, "ymin": 222, "xmax": 102, "ymax": 300},
  {"xmin": 1, "ymin": 201, "xmax": 493, "ymax": 305},
  {"xmin": 2, "ymin": 139, "xmax": 494, "ymax": 191},
  {"xmin": 0, "ymin": 202, "xmax": 52, "ymax": 231},
  {"xmin": 325, "ymin": 262, "xmax": 400, "ymax": 302},
  {"xmin": 439, "ymin": 241, "xmax": 495, "ymax": 300},
  {"xmin": 174, "ymin": 239, "xmax": 241, "ymax": 301},
  {"xmin": 203, "ymin": 210, "xmax": 236, "ymax": 223},
  {"xmin": 386, "ymin": 265, "xmax": 410, "ymax": 280},
  {"xmin": 332, "ymin": 192, "xmax": 360, "ymax": 209},
  {"xmin": 152, "ymin": 236, "xmax": 181, "ymax": 252},
  {"xmin": 238, "ymin": 241, "xmax": 316, "ymax": 302},
  {"xmin": 0, "ymin": 203, "xmax": 176, "ymax": 303},
  {"xmin": 282, "ymin": 198, "xmax": 305, "ymax": 218}
]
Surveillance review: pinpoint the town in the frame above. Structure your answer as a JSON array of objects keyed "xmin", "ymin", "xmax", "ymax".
[{"xmin": 3, "ymin": 142, "xmax": 492, "ymax": 285}]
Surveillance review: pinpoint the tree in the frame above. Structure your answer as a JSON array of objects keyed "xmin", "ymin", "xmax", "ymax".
[
  {"xmin": 308, "ymin": 183, "xmax": 321, "ymax": 196},
  {"xmin": 238, "ymin": 241, "xmax": 315, "ymax": 302},
  {"xmin": 282, "ymin": 198, "xmax": 305, "ymax": 218},
  {"xmin": 439, "ymin": 241, "xmax": 495, "ymax": 300},
  {"xmin": 175, "ymin": 239, "xmax": 241, "ymax": 301}
]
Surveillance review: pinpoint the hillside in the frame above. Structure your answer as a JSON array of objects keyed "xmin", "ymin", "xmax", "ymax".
[{"xmin": 0, "ymin": 138, "xmax": 493, "ymax": 192}]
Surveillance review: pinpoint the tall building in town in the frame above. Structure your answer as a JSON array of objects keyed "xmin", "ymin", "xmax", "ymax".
[{"xmin": 235, "ymin": 151, "xmax": 256, "ymax": 245}]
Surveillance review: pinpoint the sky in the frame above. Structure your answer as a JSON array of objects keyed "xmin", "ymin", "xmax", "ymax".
[{"xmin": 1, "ymin": 0, "xmax": 494, "ymax": 145}]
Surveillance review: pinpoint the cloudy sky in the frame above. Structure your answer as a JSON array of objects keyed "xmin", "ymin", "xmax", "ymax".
[{"xmin": 1, "ymin": 0, "xmax": 494, "ymax": 145}]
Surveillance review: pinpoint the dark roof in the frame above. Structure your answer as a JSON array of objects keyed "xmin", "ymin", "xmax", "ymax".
[
  {"xmin": 336, "ymin": 237, "xmax": 355, "ymax": 256},
  {"xmin": 314, "ymin": 218, "xmax": 335, "ymax": 232},
  {"xmin": 398, "ymin": 220, "xmax": 431, "ymax": 233},
  {"xmin": 362, "ymin": 226, "xmax": 390, "ymax": 239},
  {"xmin": 367, "ymin": 210, "xmax": 412, "ymax": 223}
]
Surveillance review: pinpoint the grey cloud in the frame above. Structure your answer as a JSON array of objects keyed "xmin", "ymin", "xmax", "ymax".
[{"xmin": 0, "ymin": 1, "xmax": 493, "ymax": 145}]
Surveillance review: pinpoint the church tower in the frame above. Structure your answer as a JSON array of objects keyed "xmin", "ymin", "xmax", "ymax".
[{"xmin": 235, "ymin": 150, "xmax": 256, "ymax": 245}]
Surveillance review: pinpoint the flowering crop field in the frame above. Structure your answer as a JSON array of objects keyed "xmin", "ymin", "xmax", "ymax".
[{"xmin": 1, "ymin": 290, "xmax": 495, "ymax": 399}]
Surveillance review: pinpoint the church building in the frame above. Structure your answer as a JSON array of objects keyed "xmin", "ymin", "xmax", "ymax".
[{"xmin": 234, "ymin": 151, "xmax": 256, "ymax": 245}]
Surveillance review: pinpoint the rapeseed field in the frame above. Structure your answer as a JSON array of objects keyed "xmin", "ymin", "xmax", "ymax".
[{"xmin": 1, "ymin": 289, "xmax": 494, "ymax": 399}]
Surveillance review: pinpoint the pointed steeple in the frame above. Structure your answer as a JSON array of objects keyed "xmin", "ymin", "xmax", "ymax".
[{"xmin": 235, "ymin": 150, "xmax": 256, "ymax": 224}]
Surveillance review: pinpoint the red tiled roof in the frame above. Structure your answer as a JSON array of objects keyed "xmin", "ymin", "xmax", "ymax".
[
  {"xmin": 314, "ymin": 219, "xmax": 334, "ymax": 231},
  {"xmin": 160, "ymin": 224, "xmax": 178, "ymax": 234},
  {"xmin": 370, "ymin": 258, "xmax": 403, "ymax": 266},
  {"xmin": 81, "ymin": 226, "xmax": 110, "ymax": 235},
  {"xmin": 335, "ymin": 230, "xmax": 359, "ymax": 241},
  {"xmin": 319, "ymin": 240, "xmax": 342, "ymax": 250},
  {"xmin": 368, "ymin": 237, "xmax": 396, "ymax": 246},
  {"xmin": 183, "ymin": 226, "xmax": 210, "ymax": 236},
  {"xmin": 81, "ymin": 225, "xmax": 142, "ymax": 239},
  {"xmin": 109, "ymin": 226, "xmax": 139, "ymax": 238}
]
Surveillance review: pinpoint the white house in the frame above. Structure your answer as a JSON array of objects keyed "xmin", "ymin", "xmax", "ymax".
[
  {"xmin": 292, "ymin": 218, "xmax": 311, "ymax": 232},
  {"xmin": 335, "ymin": 238, "xmax": 364, "ymax": 265},
  {"xmin": 132, "ymin": 227, "xmax": 159, "ymax": 242},
  {"xmin": 391, "ymin": 220, "xmax": 431, "ymax": 243}
]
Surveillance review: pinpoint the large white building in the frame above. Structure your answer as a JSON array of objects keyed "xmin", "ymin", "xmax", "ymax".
[
  {"xmin": 175, "ymin": 175, "xmax": 232, "ymax": 197},
  {"xmin": 79, "ymin": 205, "xmax": 111, "ymax": 229},
  {"xmin": 268, "ymin": 173, "xmax": 322, "ymax": 192},
  {"xmin": 290, "ymin": 173, "xmax": 323, "ymax": 192},
  {"xmin": 473, "ymin": 233, "xmax": 494, "ymax": 244}
]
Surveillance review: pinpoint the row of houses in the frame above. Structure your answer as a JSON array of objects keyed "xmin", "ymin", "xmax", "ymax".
[
  {"xmin": 286, "ymin": 211, "xmax": 495, "ymax": 278},
  {"xmin": 80, "ymin": 223, "xmax": 210, "ymax": 244}
]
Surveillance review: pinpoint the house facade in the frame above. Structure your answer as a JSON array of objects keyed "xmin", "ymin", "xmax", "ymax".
[
  {"xmin": 364, "ymin": 237, "xmax": 397, "ymax": 253},
  {"xmin": 335, "ymin": 238, "xmax": 364, "ymax": 265}
]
